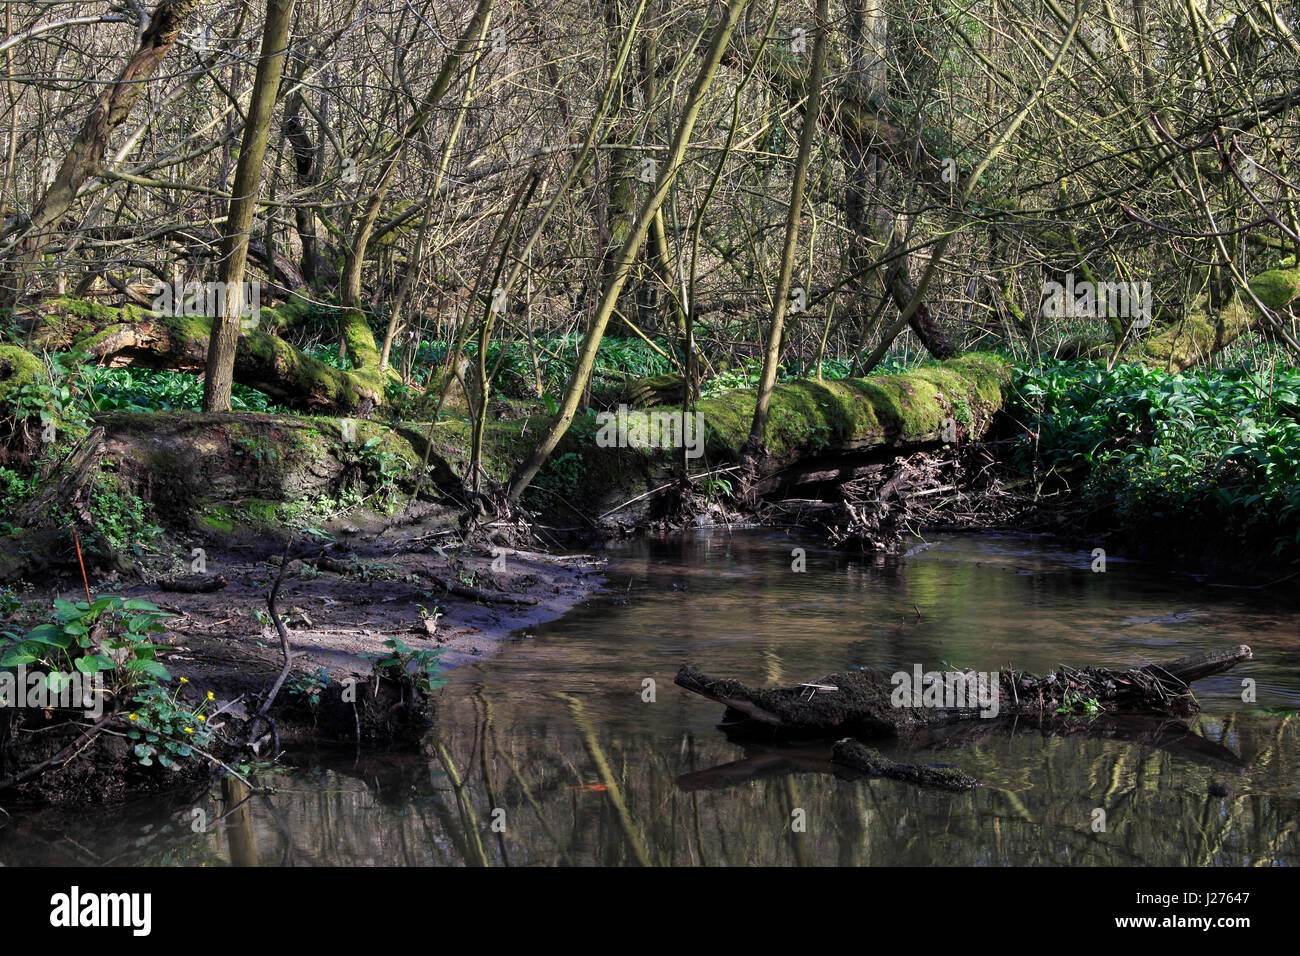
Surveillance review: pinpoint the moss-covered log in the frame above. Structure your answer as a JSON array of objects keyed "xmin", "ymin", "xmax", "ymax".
[
  {"xmin": 23, "ymin": 296, "xmax": 386, "ymax": 414},
  {"xmin": 462, "ymin": 352, "xmax": 1011, "ymax": 523},
  {"xmin": 1063, "ymin": 266, "xmax": 1300, "ymax": 371},
  {"xmin": 0, "ymin": 409, "xmax": 465, "ymax": 581},
  {"xmin": 675, "ymin": 644, "xmax": 1253, "ymax": 739},
  {"xmin": 0, "ymin": 349, "xmax": 1010, "ymax": 553},
  {"xmin": 0, "ymin": 344, "xmax": 42, "ymax": 407},
  {"xmin": 699, "ymin": 352, "xmax": 1007, "ymax": 469},
  {"xmin": 1137, "ymin": 266, "xmax": 1300, "ymax": 371}
]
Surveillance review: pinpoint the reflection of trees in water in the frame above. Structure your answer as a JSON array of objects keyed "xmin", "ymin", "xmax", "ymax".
[
  {"xmin": 6, "ymin": 524, "xmax": 1299, "ymax": 867},
  {"xmin": 0, "ymin": 694, "xmax": 1294, "ymax": 866},
  {"xmin": 30, "ymin": 703, "xmax": 1281, "ymax": 867}
]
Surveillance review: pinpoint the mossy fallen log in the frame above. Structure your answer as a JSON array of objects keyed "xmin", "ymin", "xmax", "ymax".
[
  {"xmin": 1063, "ymin": 266, "xmax": 1300, "ymax": 371},
  {"xmin": 22, "ymin": 295, "xmax": 386, "ymax": 414},
  {"xmin": 675, "ymin": 645, "xmax": 1253, "ymax": 738},
  {"xmin": 0, "ymin": 409, "xmax": 468, "ymax": 580},
  {"xmin": 0, "ymin": 351, "xmax": 1011, "ymax": 569},
  {"xmin": 480, "ymin": 353, "xmax": 1012, "ymax": 523}
]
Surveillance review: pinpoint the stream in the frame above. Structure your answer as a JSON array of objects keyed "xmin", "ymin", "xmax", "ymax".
[{"xmin": 2, "ymin": 530, "xmax": 1297, "ymax": 866}]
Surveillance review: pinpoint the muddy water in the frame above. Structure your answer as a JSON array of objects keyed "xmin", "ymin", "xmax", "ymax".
[{"xmin": 2, "ymin": 531, "xmax": 1298, "ymax": 866}]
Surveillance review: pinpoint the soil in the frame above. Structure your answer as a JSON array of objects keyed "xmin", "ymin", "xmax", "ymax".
[
  {"xmin": 143, "ymin": 537, "xmax": 606, "ymax": 701},
  {"xmin": 0, "ymin": 506, "xmax": 608, "ymax": 807}
]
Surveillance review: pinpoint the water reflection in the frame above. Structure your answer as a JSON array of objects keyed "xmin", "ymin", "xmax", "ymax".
[{"xmin": 2, "ymin": 531, "xmax": 1297, "ymax": 866}]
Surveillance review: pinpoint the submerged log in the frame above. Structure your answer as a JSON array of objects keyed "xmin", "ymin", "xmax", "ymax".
[
  {"xmin": 674, "ymin": 645, "xmax": 1253, "ymax": 738},
  {"xmin": 675, "ymin": 713, "xmax": 1247, "ymax": 794}
]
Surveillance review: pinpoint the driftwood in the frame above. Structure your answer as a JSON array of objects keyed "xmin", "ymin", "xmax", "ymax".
[{"xmin": 675, "ymin": 645, "xmax": 1253, "ymax": 738}]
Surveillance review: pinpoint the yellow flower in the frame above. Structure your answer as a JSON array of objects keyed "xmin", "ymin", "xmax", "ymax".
[
  {"xmin": 206, "ymin": 691, "xmax": 215, "ymax": 701},
  {"xmin": 184, "ymin": 726, "xmax": 194, "ymax": 734},
  {"xmin": 128, "ymin": 713, "xmax": 139, "ymax": 721},
  {"xmin": 180, "ymin": 677, "xmax": 189, "ymax": 684},
  {"xmin": 197, "ymin": 715, "xmax": 206, "ymax": 722}
]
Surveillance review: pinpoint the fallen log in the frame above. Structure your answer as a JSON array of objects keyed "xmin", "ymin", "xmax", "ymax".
[
  {"xmin": 22, "ymin": 295, "xmax": 385, "ymax": 414},
  {"xmin": 674, "ymin": 645, "xmax": 1253, "ymax": 738},
  {"xmin": 498, "ymin": 353, "xmax": 1011, "ymax": 525}
]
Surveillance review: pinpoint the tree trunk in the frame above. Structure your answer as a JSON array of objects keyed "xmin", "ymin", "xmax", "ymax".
[
  {"xmin": 507, "ymin": 0, "xmax": 752, "ymax": 503},
  {"xmin": 203, "ymin": 0, "xmax": 297, "ymax": 412},
  {"xmin": 744, "ymin": 0, "xmax": 829, "ymax": 459}
]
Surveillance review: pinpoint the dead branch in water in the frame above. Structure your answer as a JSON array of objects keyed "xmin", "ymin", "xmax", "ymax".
[{"xmin": 675, "ymin": 645, "xmax": 1253, "ymax": 738}]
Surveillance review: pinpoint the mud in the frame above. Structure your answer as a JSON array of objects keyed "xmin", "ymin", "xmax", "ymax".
[{"xmin": 0, "ymin": 510, "xmax": 607, "ymax": 807}]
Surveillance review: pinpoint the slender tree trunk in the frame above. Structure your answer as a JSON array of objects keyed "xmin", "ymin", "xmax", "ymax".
[
  {"xmin": 339, "ymin": 0, "xmax": 493, "ymax": 315},
  {"xmin": 743, "ymin": 0, "xmax": 829, "ymax": 460},
  {"xmin": 378, "ymin": 15, "xmax": 487, "ymax": 371},
  {"xmin": 599, "ymin": 0, "xmax": 644, "ymax": 337},
  {"xmin": 202, "ymin": 0, "xmax": 297, "ymax": 412},
  {"xmin": 507, "ymin": 0, "xmax": 752, "ymax": 503},
  {"xmin": 378, "ymin": 208, "xmax": 431, "ymax": 371}
]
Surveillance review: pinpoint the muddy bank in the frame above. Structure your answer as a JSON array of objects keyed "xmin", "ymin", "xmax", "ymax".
[
  {"xmin": 143, "ymin": 535, "xmax": 605, "ymax": 693},
  {"xmin": 0, "ymin": 511, "xmax": 607, "ymax": 808}
]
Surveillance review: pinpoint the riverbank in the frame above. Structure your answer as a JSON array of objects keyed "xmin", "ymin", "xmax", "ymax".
[
  {"xmin": 4, "ymin": 527, "xmax": 1295, "ymax": 866},
  {"xmin": 0, "ymin": 508, "xmax": 608, "ymax": 807}
]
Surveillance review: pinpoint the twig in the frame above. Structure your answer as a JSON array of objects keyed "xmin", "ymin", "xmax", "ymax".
[
  {"xmin": 71, "ymin": 525, "xmax": 92, "ymax": 604},
  {"xmin": 258, "ymin": 538, "xmax": 296, "ymax": 718}
]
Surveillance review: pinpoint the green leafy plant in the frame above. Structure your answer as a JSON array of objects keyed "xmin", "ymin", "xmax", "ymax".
[
  {"xmin": 366, "ymin": 637, "xmax": 447, "ymax": 693},
  {"xmin": 2, "ymin": 350, "xmax": 93, "ymax": 438},
  {"xmin": 288, "ymin": 667, "xmax": 332, "ymax": 706},
  {"xmin": 1055, "ymin": 690, "xmax": 1103, "ymax": 718},
  {"xmin": 1011, "ymin": 359, "xmax": 1300, "ymax": 561},
  {"xmin": 86, "ymin": 478, "xmax": 163, "ymax": 556},
  {"xmin": 0, "ymin": 587, "xmax": 22, "ymax": 616},
  {"xmin": 124, "ymin": 680, "xmax": 216, "ymax": 770},
  {"xmin": 82, "ymin": 366, "xmax": 283, "ymax": 413},
  {"xmin": 233, "ymin": 434, "xmax": 280, "ymax": 465},
  {"xmin": 700, "ymin": 475, "xmax": 733, "ymax": 499},
  {"xmin": 0, "ymin": 596, "xmax": 172, "ymax": 683}
]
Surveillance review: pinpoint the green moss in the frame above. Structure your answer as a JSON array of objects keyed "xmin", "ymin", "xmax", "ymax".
[
  {"xmin": 50, "ymin": 295, "xmax": 121, "ymax": 325},
  {"xmin": 341, "ymin": 308, "xmax": 381, "ymax": 371},
  {"xmin": 193, "ymin": 505, "xmax": 237, "ymax": 535},
  {"xmin": 1132, "ymin": 298, "xmax": 1256, "ymax": 371},
  {"xmin": 698, "ymin": 353, "xmax": 1009, "ymax": 459},
  {"xmin": 1248, "ymin": 267, "xmax": 1300, "ymax": 309},
  {"xmin": 0, "ymin": 344, "xmax": 43, "ymax": 407},
  {"xmin": 158, "ymin": 310, "xmax": 214, "ymax": 343}
]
